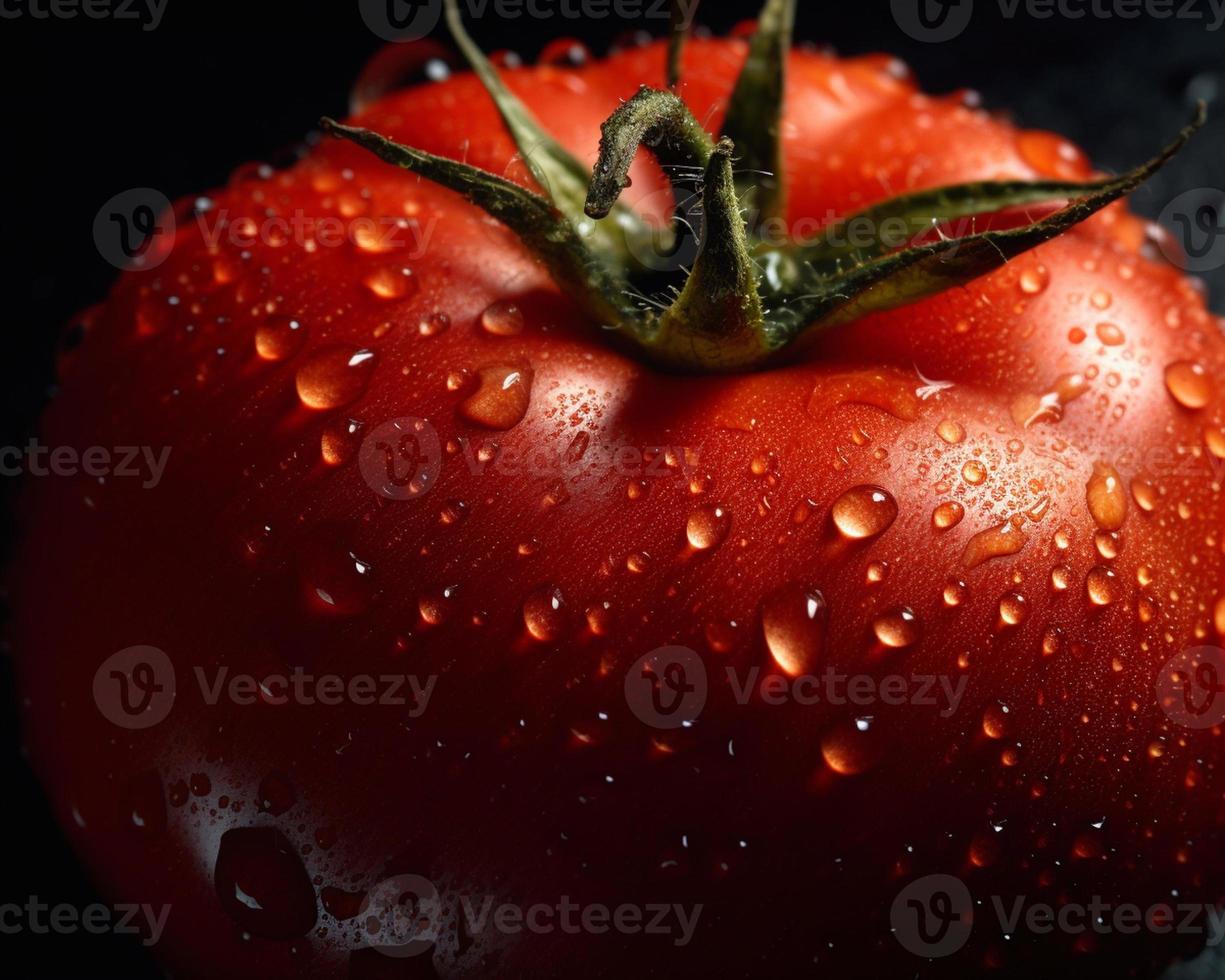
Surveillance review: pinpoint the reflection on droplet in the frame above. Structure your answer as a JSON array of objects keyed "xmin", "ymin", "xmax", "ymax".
[
  {"xmin": 831, "ymin": 485, "xmax": 897, "ymax": 540},
  {"xmin": 762, "ymin": 584, "xmax": 827, "ymax": 676},
  {"xmin": 999, "ymin": 593, "xmax": 1028, "ymax": 626},
  {"xmin": 943, "ymin": 578, "xmax": 968, "ymax": 607}
]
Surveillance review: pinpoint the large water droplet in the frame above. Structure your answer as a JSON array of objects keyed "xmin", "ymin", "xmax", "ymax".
[
  {"xmin": 458, "ymin": 365, "xmax": 533, "ymax": 429},
  {"xmin": 831, "ymin": 485, "xmax": 897, "ymax": 540},
  {"xmin": 296, "ymin": 347, "xmax": 376, "ymax": 410},
  {"xmin": 686, "ymin": 505, "xmax": 730, "ymax": 551},
  {"xmin": 1164, "ymin": 360, "xmax": 1213, "ymax": 409},
  {"xmin": 213, "ymin": 828, "xmax": 317, "ymax": 940},
  {"xmin": 761, "ymin": 584, "xmax": 827, "ymax": 676},
  {"xmin": 1086, "ymin": 566, "xmax": 1120, "ymax": 606}
]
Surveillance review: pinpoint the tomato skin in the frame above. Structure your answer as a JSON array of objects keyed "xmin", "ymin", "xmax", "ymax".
[{"xmin": 10, "ymin": 36, "xmax": 1225, "ymax": 978}]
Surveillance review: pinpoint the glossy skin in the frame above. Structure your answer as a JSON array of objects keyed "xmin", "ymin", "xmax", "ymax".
[{"xmin": 11, "ymin": 35, "xmax": 1225, "ymax": 979}]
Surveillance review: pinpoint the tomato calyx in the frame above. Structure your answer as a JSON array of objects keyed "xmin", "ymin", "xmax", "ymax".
[{"xmin": 323, "ymin": 0, "xmax": 1205, "ymax": 373}]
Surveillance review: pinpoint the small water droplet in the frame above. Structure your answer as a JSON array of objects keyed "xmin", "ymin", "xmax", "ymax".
[
  {"xmin": 1095, "ymin": 321, "xmax": 1125, "ymax": 346},
  {"xmin": 480, "ymin": 300, "xmax": 525, "ymax": 336},
  {"xmin": 999, "ymin": 593, "xmax": 1028, "ymax": 626},
  {"xmin": 523, "ymin": 584, "xmax": 566, "ymax": 641},
  {"xmin": 418, "ymin": 312, "xmax": 450, "ymax": 337},
  {"xmin": 873, "ymin": 607, "xmax": 919, "ymax": 648},
  {"xmin": 932, "ymin": 501, "xmax": 965, "ymax": 530},
  {"xmin": 961, "ymin": 460, "xmax": 987, "ymax": 485},
  {"xmin": 362, "ymin": 266, "xmax": 416, "ymax": 300},
  {"xmin": 254, "ymin": 316, "xmax": 306, "ymax": 361},
  {"xmin": 943, "ymin": 578, "xmax": 967, "ymax": 607},
  {"xmin": 320, "ymin": 418, "xmax": 363, "ymax": 466},
  {"xmin": 1019, "ymin": 266, "xmax": 1050, "ymax": 295}
]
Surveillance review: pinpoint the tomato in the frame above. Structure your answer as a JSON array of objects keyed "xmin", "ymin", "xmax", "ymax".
[{"xmin": 9, "ymin": 2, "xmax": 1225, "ymax": 977}]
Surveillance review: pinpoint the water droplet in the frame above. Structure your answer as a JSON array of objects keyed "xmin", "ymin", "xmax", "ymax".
[
  {"xmin": 213, "ymin": 827, "xmax": 317, "ymax": 940},
  {"xmin": 586, "ymin": 602, "xmax": 612, "ymax": 636},
  {"xmin": 1214, "ymin": 595, "xmax": 1225, "ymax": 637},
  {"xmin": 1094, "ymin": 530, "xmax": 1121, "ymax": 560},
  {"xmin": 1051, "ymin": 565, "xmax": 1072, "ymax": 591},
  {"xmin": 943, "ymin": 579, "xmax": 968, "ymax": 607},
  {"xmin": 480, "ymin": 300, "xmax": 525, "ymax": 336},
  {"xmin": 1086, "ymin": 566, "xmax": 1121, "ymax": 606},
  {"xmin": 1164, "ymin": 360, "xmax": 1213, "ymax": 409},
  {"xmin": 821, "ymin": 719, "xmax": 882, "ymax": 775},
  {"xmin": 686, "ymin": 505, "xmax": 730, "ymax": 551},
  {"xmin": 1086, "ymin": 462, "xmax": 1127, "ymax": 531},
  {"xmin": 1131, "ymin": 477, "xmax": 1158, "ymax": 512},
  {"xmin": 761, "ymin": 584, "xmax": 827, "ymax": 676},
  {"xmin": 1019, "ymin": 266, "xmax": 1050, "ymax": 295},
  {"xmin": 123, "ymin": 771, "xmax": 167, "ymax": 834},
  {"xmin": 831, "ymin": 485, "xmax": 897, "ymax": 540},
  {"xmin": 866, "ymin": 560, "xmax": 890, "ymax": 585},
  {"xmin": 1010, "ymin": 372, "xmax": 1090, "ymax": 428},
  {"xmin": 932, "ymin": 501, "xmax": 965, "ymax": 530},
  {"xmin": 300, "ymin": 532, "xmax": 374, "ymax": 614},
  {"xmin": 873, "ymin": 607, "xmax": 919, "ymax": 648},
  {"xmin": 257, "ymin": 772, "xmax": 297, "ymax": 816},
  {"xmin": 1095, "ymin": 321, "xmax": 1125, "ymax": 346},
  {"xmin": 320, "ymin": 418, "xmax": 363, "ymax": 466},
  {"xmin": 1042, "ymin": 626, "xmax": 1064, "ymax": 656},
  {"xmin": 999, "ymin": 593, "xmax": 1028, "ymax": 626},
  {"xmin": 961, "ymin": 460, "xmax": 987, "ymax": 485},
  {"xmin": 458, "ymin": 365, "xmax": 533, "ymax": 429},
  {"xmin": 418, "ymin": 312, "xmax": 450, "ymax": 337},
  {"xmin": 936, "ymin": 419, "xmax": 966, "ymax": 444},
  {"xmin": 362, "ymin": 265, "xmax": 416, "ymax": 300},
  {"xmin": 295, "ymin": 347, "xmax": 376, "ymax": 410},
  {"xmin": 962, "ymin": 521, "xmax": 1027, "ymax": 569},
  {"xmin": 418, "ymin": 585, "xmax": 459, "ymax": 626},
  {"xmin": 982, "ymin": 703, "xmax": 1010, "ymax": 738},
  {"xmin": 523, "ymin": 584, "xmax": 566, "ymax": 641},
  {"xmin": 254, "ymin": 316, "xmax": 306, "ymax": 361}
]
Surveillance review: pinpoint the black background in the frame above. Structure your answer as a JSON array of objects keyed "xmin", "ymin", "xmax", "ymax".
[{"xmin": 1, "ymin": 1, "xmax": 1222, "ymax": 976}]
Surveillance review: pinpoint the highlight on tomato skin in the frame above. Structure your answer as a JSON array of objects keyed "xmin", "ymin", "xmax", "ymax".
[{"xmin": 4, "ymin": 1, "xmax": 1225, "ymax": 978}]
